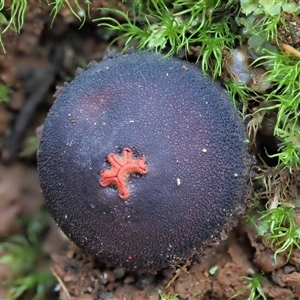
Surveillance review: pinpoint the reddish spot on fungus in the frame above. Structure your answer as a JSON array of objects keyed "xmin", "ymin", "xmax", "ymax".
[{"xmin": 100, "ymin": 148, "xmax": 148, "ymax": 199}]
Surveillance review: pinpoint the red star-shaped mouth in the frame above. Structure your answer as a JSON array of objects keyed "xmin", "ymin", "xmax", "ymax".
[{"xmin": 99, "ymin": 148, "xmax": 148, "ymax": 199}]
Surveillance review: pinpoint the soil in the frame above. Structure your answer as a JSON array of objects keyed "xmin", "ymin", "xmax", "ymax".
[{"xmin": 1, "ymin": 2, "xmax": 300, "ymax": 300}]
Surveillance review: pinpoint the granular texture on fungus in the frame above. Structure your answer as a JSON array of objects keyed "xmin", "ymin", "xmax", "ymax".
[{"xmin": 37, "ymin": 51, "xmax": 250, "ymax": 271}]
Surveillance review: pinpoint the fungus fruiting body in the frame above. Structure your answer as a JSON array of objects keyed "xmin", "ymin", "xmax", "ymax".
[{"xmin": 38, "ymin": 51, "xmax": 249, "ymax": 271}]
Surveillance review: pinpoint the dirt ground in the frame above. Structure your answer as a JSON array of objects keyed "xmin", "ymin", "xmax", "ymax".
[{"xmin": 1, "ymin": 2, "xmax": 300, "ymax": 300}]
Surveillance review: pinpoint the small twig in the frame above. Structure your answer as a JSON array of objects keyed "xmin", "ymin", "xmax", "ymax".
[
  {"xmin": 165, "ymin": 263, "xmax": 189, "ymax": 289},
  {"xmin": 51, "ymin": 267, "xmax": 72, "ymax": 300},
  {"xmin": 282, "ymin": 43, "xmax": 300, "ymax": 59},
  {"xmin": 2, "ymin": 47, "xmax": 63, "ymax": 162}
]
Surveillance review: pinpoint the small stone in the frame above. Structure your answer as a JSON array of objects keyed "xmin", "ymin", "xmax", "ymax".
[
  {"xmin": 103, "ymin": 270, "xmax": 116, "ymax": 283},
  {"xmin": 113, "ymin": 267, "xmax": 126, "ymax": 279},
  {"xmin": 77, "ymin": 294, "xmax": 93, "ymax": 300},
  {"xmin": 253, "ymin": 248, "xmax": 286, "ymax": 272},
  {"xmin": 283, "ymin": 265, "xmax": 297, "ymax": 274},
  {"xmin": 124, "ymin": 275, "xmax": 135, "ymax": 284},
  {"xmin": 148, "ymin": 294, "xmax": 160, "ymax": 300}
]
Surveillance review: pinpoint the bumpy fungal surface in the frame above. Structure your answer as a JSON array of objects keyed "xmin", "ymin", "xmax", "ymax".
[{"xmin": 37, "ymin": 51, "xmax": 249, "ymax": 271}]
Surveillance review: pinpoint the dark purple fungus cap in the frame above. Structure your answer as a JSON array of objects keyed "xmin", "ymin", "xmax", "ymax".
[{"xmin": 37, "ymin": 51, "xmax": 250, "ymax": 271}]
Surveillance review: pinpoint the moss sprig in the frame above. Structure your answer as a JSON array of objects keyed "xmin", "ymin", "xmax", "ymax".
[
  {"xmin": 229, "ymin": 272, "xmax": 267, "ymax": 300},
  {"xmin": 254, "ymin": 51, "xmax": 300, "ymax": 170},
  {"xmin": 47, "ymin": 0, "xmax": 91, "ymax": 27},
  {"xmin": 96, "ymin": 0, "xmax": 240, "ymax": 78},
  {"xmin": 0, "ymin": 83, "xmax": 11, "ymax": 102},
  {"xmin": 224, "ymin": 81, "xmax": 256, "ymax": 115},
  {"xmin": 257, "ymin": 206, "xmax": 300, "ymax": 261},
  {"xmin": 158, "ymin": 289, "xmax": 179, "ymax": 300},
  {"xmin": 240, "ymin": 0, "xmax": 296, "ymax": 42},
  {"xmin": 0, "ymin": 0, "xmax": 27, "ymax": 51},
  {"xmin": 0, "ymin": 211, "xmax": 55, "ymax": 300},
  {"xmin": 0, "ymin": 0, "xmax": 91, "ymax": 52}
]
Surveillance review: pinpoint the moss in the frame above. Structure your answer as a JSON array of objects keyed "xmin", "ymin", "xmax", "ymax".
[
  {"xmin": 0, "ymin": 211, "xmax": 55, "ymax": 300},
  {"xmin": 0, "ymin": 0, "xmax": 91, "ymax": 52},
  {"xmin": 229, "ymin": 272, "xmax": 267, "ymax": 300}
]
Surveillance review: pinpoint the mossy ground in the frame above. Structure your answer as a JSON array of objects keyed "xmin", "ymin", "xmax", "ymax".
[{"xmin": 0, "ymin": 1, "xmax": 300, "ymax": 299}]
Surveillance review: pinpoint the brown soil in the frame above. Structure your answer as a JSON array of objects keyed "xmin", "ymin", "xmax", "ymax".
[{"xmin": 1, "ymin": 2, "xmax": 300, "ymax": 300}]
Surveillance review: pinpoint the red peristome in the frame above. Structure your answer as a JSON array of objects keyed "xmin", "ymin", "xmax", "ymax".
[{"xmin": 100, "ymin": 148, "xmax": 148, "ymax": 200}]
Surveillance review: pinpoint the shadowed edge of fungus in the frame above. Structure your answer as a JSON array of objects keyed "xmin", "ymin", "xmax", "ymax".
[{"xmin": 37, "ymin": 51, "xmax": 250, "ymax": 272}]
